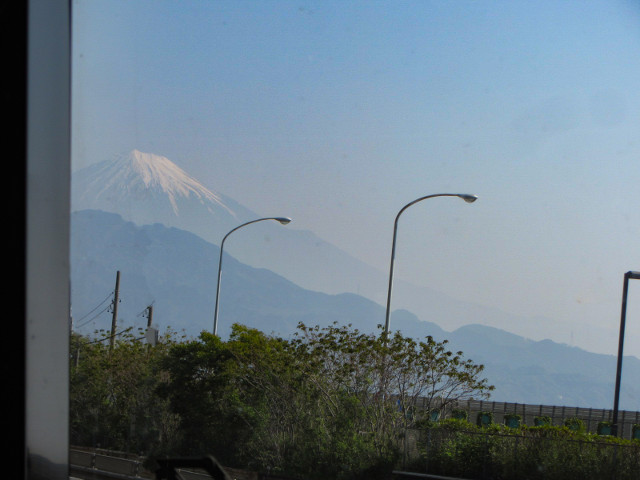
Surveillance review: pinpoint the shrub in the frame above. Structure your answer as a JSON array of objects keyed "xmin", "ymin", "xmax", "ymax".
[
  {"xmin": 534, "ymin": 415, "xmax": 552, "ymax": 426},
  {"xmin": 451, "ymin": 409, "xmax": 468, "ymax": 421},
  {"xmin": 476, "ymin": 411, "xmax": 493, "ymax": 427},
  {"xmin": 416, "ymin": 421, "xmax": 640, "ymax": 480},
  {"xmin": 563, "ymin": 417, "xmax": 585, "ymax": 433},
  {"xmin": 504, "ymin": 413, "xmax": 521, "ymax": 429}
]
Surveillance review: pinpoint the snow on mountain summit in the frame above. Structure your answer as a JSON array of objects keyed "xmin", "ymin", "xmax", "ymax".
[
  {"xmin": 114, "ymin": 149, "xmax": 232, "ymax": 215},
  {"xmin": 75, "ymin": 150, "xmax": 234, "ymax": 216}
]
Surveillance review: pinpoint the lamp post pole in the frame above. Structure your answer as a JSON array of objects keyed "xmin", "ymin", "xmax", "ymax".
[
  {"xmin": 213, "ymin": 217, "xmax": 292, "ymax": 336},
  {"xmin": 384, "ymin": 193, "xmax": 477, "ymax": 336},
  {"xmin": 611, "ymin": 270, "xmax": 640, "ymax": 436}
]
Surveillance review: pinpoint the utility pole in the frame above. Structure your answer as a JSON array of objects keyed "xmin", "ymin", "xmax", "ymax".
[
  {"xmin": 146, "ymin": 304, "xmax": 153, "ymax": 327},
  {"xmin": 109, "ymin": 271, "xmax": 121, "ymax": 351},
  {"xmin": 144, "ymin": 304, "xmax": 158, "ymax": 346}
]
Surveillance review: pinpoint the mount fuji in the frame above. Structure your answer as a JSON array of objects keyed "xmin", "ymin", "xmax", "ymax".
[
  {"xmin": 70, "ymin": 150, "xmax": 640, "ymax": 409},
  {"xmin": 71, "ymin": 150, "xmax": 565, "ymax": 340},
  {"xmin": 72, "ymin": 150, "xmax": 391, "ymax": 302},
  {"xmin": 73, "ymin": 150, "xmax": 248, "ymax": 240}
]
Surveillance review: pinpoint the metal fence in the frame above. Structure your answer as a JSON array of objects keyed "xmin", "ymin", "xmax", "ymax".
[
  {"xmin": 402, "ymin": 427, "xmax": 640, "ymax": 480},
  {"xmin": 70, "ymin": 399, "xmax": 640, "ymax": 478},
  {"xmin": 440, "ymin": 399, "xmax": 640, "ymax": 439}
]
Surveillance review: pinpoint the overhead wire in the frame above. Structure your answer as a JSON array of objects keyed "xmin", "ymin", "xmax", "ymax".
[
  {"xmin": 73, "ymin": 290, "xmax": 114, "ymax": 327},
  {"xmin": 74, "ymin": 304, "xmax": 111, "ymax": 329}
]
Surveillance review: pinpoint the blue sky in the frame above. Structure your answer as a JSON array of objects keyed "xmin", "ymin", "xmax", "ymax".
[{"xmin": 72, "ymin": 0, "xmax": 640, "ymax": 357}]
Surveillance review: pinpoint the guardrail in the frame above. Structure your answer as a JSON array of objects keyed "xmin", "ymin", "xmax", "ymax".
[
  {"xmin": 69, "ymin": 449, "xmax": 259, "ymax": 480},
  {"xmin": 393, "ymin": 472, "xmax": 472, "ymax": 480},
  {"xmin": 70, "ymin": 449, "xmax": 149, "ymax": 479}
]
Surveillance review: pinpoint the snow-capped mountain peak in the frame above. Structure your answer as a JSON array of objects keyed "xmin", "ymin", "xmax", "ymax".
[
  {"xmin": 116, "ymin": 149, "xmax": 232, "ymax": 215},
  {"xmin": 75, "ymin": 150, "xmax": 234, "ymax": 217}
]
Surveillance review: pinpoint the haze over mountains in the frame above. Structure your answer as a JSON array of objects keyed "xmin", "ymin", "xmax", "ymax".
[
  {"xmin": 73, "ymin": 150, "xmax": 385, "ymax": 299},
  {"xmin": 70, "ymin": 209, "xmax": 640, "ymax": 410},
  {"xmin": 73, "ymin": 150, "xmax": 561, "ymax": 340},
  {"xmin": 70, "ymin": 150, "xmax": 640, "ymax": 410}
]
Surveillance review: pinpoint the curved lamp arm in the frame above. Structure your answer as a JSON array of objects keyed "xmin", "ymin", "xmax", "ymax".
[
  {"xmin": 213, "ymin": 217, "xmax": 291, "ymax": 335},
  {"xmin": 384, "ymin": 194, "xmax": 477, "ymax": 335}
]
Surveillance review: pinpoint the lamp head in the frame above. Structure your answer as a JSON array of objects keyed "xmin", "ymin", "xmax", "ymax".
[
  {"xmin": 276, "ymin": 217, "xmax": 292, "ymax": 225},
  {"xmin": 459, "ymin": 194, "xmax": 478, "ymax": 203}
]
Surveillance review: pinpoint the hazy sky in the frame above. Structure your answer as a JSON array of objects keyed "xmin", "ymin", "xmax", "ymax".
[{"xmin": 72, "ymin": 0, "xmax": 640, "ymax": 357}]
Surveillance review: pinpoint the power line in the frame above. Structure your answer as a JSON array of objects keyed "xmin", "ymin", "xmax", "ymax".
[
  {"xmin": 73, "ymin": 290, "xmax": 114, "ymax": 323},
  {"xmin": 74, "ymin": 304, "xmax": 111, "ymax": 329},
  {"xmin": 136, "ymin": 301, "xmax": 154, "ymax": 320}
]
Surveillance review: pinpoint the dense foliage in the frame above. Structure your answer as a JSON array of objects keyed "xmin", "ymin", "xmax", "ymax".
[
  {"xmin": 69, "ymin": 329, "xmax": 182, "ymax": 455},
  {"xmin": 70, "ymin": 322, "xmax": 492, "ymax": 478},
  {"xmin": 411, "ymin": 419, "xmax": 640, "ymax": 480},
  {"xmin": 70, "ymin": 323, "xmax": 640, "ymax": 478}
]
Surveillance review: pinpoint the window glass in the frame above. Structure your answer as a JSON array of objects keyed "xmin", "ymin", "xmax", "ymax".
[{"xmin": 71, "ymin": 0, "xmax": 640, "ymax": 474}]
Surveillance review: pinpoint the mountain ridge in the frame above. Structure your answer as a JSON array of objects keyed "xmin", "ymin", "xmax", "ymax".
[
  {"xmin": 72, "ymin": 150, "xmax": 572, "ymax": 347},
  {"xmin": 70, "ymin": 209, "xmax": 640, "ymax": 409}
]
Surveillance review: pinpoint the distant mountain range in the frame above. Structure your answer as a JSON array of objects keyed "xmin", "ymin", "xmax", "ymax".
[
  {"xmin": 70, "ymin": 150, "xmax": 640, "ymax": 410},
  {"xmin": 70, "ymin": 208, "xmax": 640, "ymax": 410},
  {"xmin": 72, "ymin": 150, "xmax": 562, "ymax": 344},
  {"xmin": 72, "ymin": 149, "xmax": 388, "ymax": 301}
]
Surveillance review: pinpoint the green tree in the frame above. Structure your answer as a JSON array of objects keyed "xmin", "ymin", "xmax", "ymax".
[
  {"xmin": 155, "ymin": 331, "xmax": 241, "ymax": 462},
  {"xmin": 70, "ymin": 329, "xmax": 179, "ymax": 455},
  {"xmin": 288, "ymin": 322, "xmax": 494, "ymax": 477},
  {"xmin": 156, "ymin": 322, "xmax": 493, "ymax": 479}
]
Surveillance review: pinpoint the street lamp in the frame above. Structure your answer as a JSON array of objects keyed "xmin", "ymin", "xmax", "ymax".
[
  {"xmin": 384, "ymin": 193, "xmax": 478, "ymax": 336},
  {"xmin": 213, "ymin": 217, "xmax": 292, "ymax": 336},
  {"xmin": 611, "ymin": 270, "xmax": 640, "ymax": 436}
]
